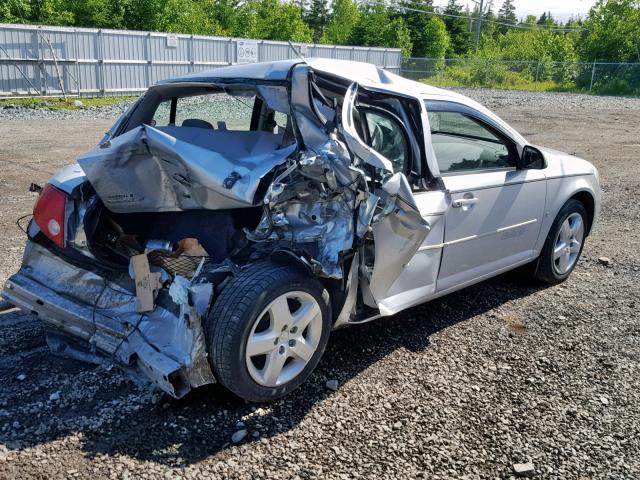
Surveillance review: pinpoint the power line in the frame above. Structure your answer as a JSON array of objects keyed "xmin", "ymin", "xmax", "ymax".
[{"xmin": 369, "ymin": 1, "xmax": 589, "ymax": 33}]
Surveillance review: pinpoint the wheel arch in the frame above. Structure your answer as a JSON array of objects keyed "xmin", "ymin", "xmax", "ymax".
[
  {"xmin": 536, "ymin": 173, "xmax": 600, "ymax": 255},
  {"xmin": 569, "ymin": 190, "xmax": 596, "ymax": 236}
]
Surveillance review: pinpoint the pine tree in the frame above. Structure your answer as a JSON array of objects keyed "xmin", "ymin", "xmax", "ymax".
[
  {"xmin": 537, "ymin": 11, "xmax": 547, "ymax": 26},
  {"xmin": 397, "ymin": 0, "xmax": 436, "ymax": 57},
  {"xmin": 480, "ymin": 0, "xmax": 497, "ymax": 39},
  {"xmin": 542, "ymin": 11, "xmax": 556, "ymax": 27},
  {"xmin": 497, "ymin": 0, "xmax": 517, "ymax": 33},
  {"xmin": 443, "ymin": 0, "xmax": 472, "ymax": 56},
  {"xmin": 305, "ymin": 0, "xmax": 329, "ymax": 42}
]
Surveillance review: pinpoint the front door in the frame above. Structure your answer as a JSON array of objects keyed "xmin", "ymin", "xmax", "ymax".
[
  {"xmin": 339, "ymin": 84, "xmax": 439, "ymax": 312},
  {"xmin": 424, "ymin": 104, "xmax": 546, "ymax": 292}
]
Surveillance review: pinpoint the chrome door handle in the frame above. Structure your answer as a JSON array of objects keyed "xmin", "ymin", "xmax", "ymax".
[{"xmin": 452, "ymin": 198, "xmax": 478, "ymax": 208}]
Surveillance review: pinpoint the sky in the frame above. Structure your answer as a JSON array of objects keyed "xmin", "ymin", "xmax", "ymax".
[{"xmin": 433, "ymin": 0, "xmax": 597, "ymax": 22}]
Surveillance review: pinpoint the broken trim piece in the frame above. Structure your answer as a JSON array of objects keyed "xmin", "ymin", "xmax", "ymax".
[{"xmin": 340, "ymin": 83, "xmax": 394, "ymax": 173}]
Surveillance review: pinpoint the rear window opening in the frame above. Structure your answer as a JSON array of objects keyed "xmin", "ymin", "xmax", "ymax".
[{"xmin": 120, "ymin": 83, "xmax": 296, "ymax": 151}]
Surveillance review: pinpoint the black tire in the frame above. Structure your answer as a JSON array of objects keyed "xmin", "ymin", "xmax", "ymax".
[
  {"xmin": 534, "ymin": 199, "xmax": 587, "ymax": 284},
  {"xmin": 206, "ymin": 261, "xmax": 331, "ymax": 402}
]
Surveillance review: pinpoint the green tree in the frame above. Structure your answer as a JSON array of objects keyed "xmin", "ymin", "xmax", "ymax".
[
  {"xmin": 581, "ymin": 0, "xmax": 640, "ymax": 62},
  {"xmin": 0, "ymin": 0, "xmax": 31, "ymax": 23},
  {"xmin": 443, "ymin": 0, "xmax": 472, "ymax": 56},
  {"xmin": 396, "ymin": 0, "xmax": 434, "ymax": 56},
  {"xmin": 394, "ymin": 0, "xmax": 450, "ymax": 58},
  {"xmin": 479, "ymin": 0, "xmax": 497, "ymax": 38},
  {"xmin": 419, "ymin": 16, "xmax": 450, "ymax": 59},
  {"xmin": 537, "ymin": 11, "xmax": 556, "ymax": 27},
  {"xmin": 305, "ymin": 0, "xmax": 329, "ymax": 42},
  {"xmin": 321, "ymin": 0, "xmax": 360, "ymax": 45},
  {"xmin": 234, "ymin": 0, "xmax": 312, "ymax": 42},
  {"xmin": 155, "ymin": 0, "xmax": 223, "ymax": 35},
  {"xmin": 537, "ymin": 12, "xmax": 547, "ymax": 26},
  {"xmin": 350, "ymin": 3, "xmax": 412, "ymax": 57},
  {"xmin": 67, "ymin": 0, "xmax": 127, "ymax": 29},
  {"xmin": 122, "ymin": 0, "xmax": 163, "ymax": 31},
  {"xmin": 476, "ymin": 28, "xmax": 578, "ymax": 83},
  {"xmin": 210, "ymin": 0, "xmax": 243, "ymax": 36},
  {"xmin": 497, "ymin": 0, "xmax": 517, "ymax": 33},
  {"xmin": 28, "ymin": 0, "xmax": 75, "ymax": 25}
]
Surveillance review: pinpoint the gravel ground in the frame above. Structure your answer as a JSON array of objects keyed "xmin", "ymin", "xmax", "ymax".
[
  {"xmin": 1, "ymin": 88, "xmax": 639, "ymax": 479},
  {"xmin": 0, "ymin": 102, "xmax": 131, "ymax": 121}
]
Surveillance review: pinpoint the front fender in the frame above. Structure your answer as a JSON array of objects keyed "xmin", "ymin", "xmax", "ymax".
[{"xmin": 535, "ymin": 173, "xmax": 601, "ymax": 253}]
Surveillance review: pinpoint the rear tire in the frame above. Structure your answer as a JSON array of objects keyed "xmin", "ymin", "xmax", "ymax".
[
  {"xmin": 534, "ymin": 199, "xmax": 587, "ymax": 284},
  {"xmin": 206, "ymin": 261, "xmax": 331, "ymax": 402}
]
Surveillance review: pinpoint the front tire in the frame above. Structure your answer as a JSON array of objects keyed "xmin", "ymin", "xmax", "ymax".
[
  {"xmin": 534, "ymin": 199, "xmax": 587, "ymax": 284},
  {"xmin": 206, "ymin": 261, "xmax": 331, "ymax": 402}
]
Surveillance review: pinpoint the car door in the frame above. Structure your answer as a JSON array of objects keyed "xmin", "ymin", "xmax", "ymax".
[
  {"xmin": 425, "ymin": 101, "xmax": 546, "ymax": 293},
  {"xmin": 339, "ymin": 88, "xmax": 447, "ymax": 315}
]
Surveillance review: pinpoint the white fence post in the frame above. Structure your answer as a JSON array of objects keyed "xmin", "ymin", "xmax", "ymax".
[
  {"xmin": 145, "ymin": 32, "xmax": 151, "ymax": 88},
  {"xmin": 188, "ymin": 35, "xmax": 194, "ymax": 73},
  {"xmin": 74, "ymin": 30, "xmax": 81, "ymax": 96},
  {"xmin": 35, "ymin": 27, "xmax": 45, "ymax": 95},
  {"xmin": 97, "ymin": 29, "xmax": 105, "ymax": 96}
]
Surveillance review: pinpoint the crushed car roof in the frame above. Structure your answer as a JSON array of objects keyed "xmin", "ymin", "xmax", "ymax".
[{"xmin": 157, "ymin": 57, "xmax": 456, "ymax": 100}]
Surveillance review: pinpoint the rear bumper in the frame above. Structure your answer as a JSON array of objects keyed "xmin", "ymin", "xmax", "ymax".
[{"xmin": 2, "ymin": 241, "xmax": 215, "ymax": 398}]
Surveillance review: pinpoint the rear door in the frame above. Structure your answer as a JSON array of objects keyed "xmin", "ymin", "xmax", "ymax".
[{"xmin": 425, "ymin": 101, "xmax": 546, "ymax": 292}]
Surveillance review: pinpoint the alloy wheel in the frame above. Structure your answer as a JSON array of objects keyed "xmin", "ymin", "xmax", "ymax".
[
  {"xmin": 245, "ymin": 291, "xmax": 323, "ymax": 387},
  {"xmin": 553, "ymin": 212, "xmax": 584, "ymax": 275}
]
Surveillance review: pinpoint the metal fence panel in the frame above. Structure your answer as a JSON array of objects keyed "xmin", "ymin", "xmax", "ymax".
[
  {"xmin": 311, "ymin": 45, "xmax": 336, "ymax": 58},
  {"xmin": 102, "ymin": 30, "xmax": 145, "ymax": 61},
  {"xmin": 0, "ymin": 25, "xmax": 34, "ymax": 58},
  {"xmin": 259, "ymin": 41, "xmax": 294, "ymax": 62},
  {"xmin": 333, "ymin": 46, "xmax": 355, "ymax": 61},
  {"xmin": 192, "ymin": 36, "xmax": 231, "ymax": 65},
  {"xmin": 0, "ymin": 23, "xmax": 402, "ymax": 97}
]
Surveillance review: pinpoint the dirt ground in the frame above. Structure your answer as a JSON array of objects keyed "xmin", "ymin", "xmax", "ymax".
[{"xmin": 0, "ymin": 94, "xmax": 639, "ymax": 479}]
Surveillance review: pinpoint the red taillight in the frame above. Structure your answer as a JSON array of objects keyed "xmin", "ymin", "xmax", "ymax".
[{"xmin": 33, "ymin": 184, "xmax": 67, "ymax": 248}]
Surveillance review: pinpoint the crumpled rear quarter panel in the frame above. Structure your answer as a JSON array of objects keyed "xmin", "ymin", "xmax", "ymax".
[{"xmin": 2, "ymin": 241, "xmax": 215, "ymax": 398}]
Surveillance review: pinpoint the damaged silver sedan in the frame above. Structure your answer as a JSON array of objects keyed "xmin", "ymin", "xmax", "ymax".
[{"xmin": 2, "ymin": 59, "xmax": 601, "ymax": 401}]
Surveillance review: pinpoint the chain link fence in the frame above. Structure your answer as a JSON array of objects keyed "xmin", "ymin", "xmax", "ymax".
[{"xmin": 401, "ymin": 57, "xmax": 640, "ymax": 96}]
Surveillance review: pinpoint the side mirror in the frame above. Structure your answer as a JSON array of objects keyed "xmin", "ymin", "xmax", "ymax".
[{"xmin": 520, "ymin": 145, "xmax": 546, "ymax": 170}]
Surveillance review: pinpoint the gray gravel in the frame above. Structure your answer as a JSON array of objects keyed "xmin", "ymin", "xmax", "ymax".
[
  {"xmin": 0, "ymin": 101, "xmax": 132, "ymax": 120},
  {"xmin": 1, "ymin": 88, "xmax": 639, "ymax": 479},
  {"xmin": 452, "ymin": 88, "xmax": 640, "ymax": 111}
]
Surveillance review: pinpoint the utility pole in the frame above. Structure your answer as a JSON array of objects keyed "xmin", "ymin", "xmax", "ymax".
[{"xmin": 475, "ymin": 0, "xmax": 484, "ymax": 51}]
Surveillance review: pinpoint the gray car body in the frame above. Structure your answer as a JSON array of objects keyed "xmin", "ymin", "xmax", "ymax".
[{"xmin": 2, "ymin": 59, "xmax": 601, "ymax": 398}]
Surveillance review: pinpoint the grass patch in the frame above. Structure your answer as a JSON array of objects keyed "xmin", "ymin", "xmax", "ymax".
[
  {"xmin": 417, "ymin": 64, "xmax": 640, "ymax": 96},
  {"xmin": 423, "ymin": 75, "xmax": 575, "ymax": 93},
  {"xmin": 0, "ymin": 96, "xmax": 135, "ymax": 110}
]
